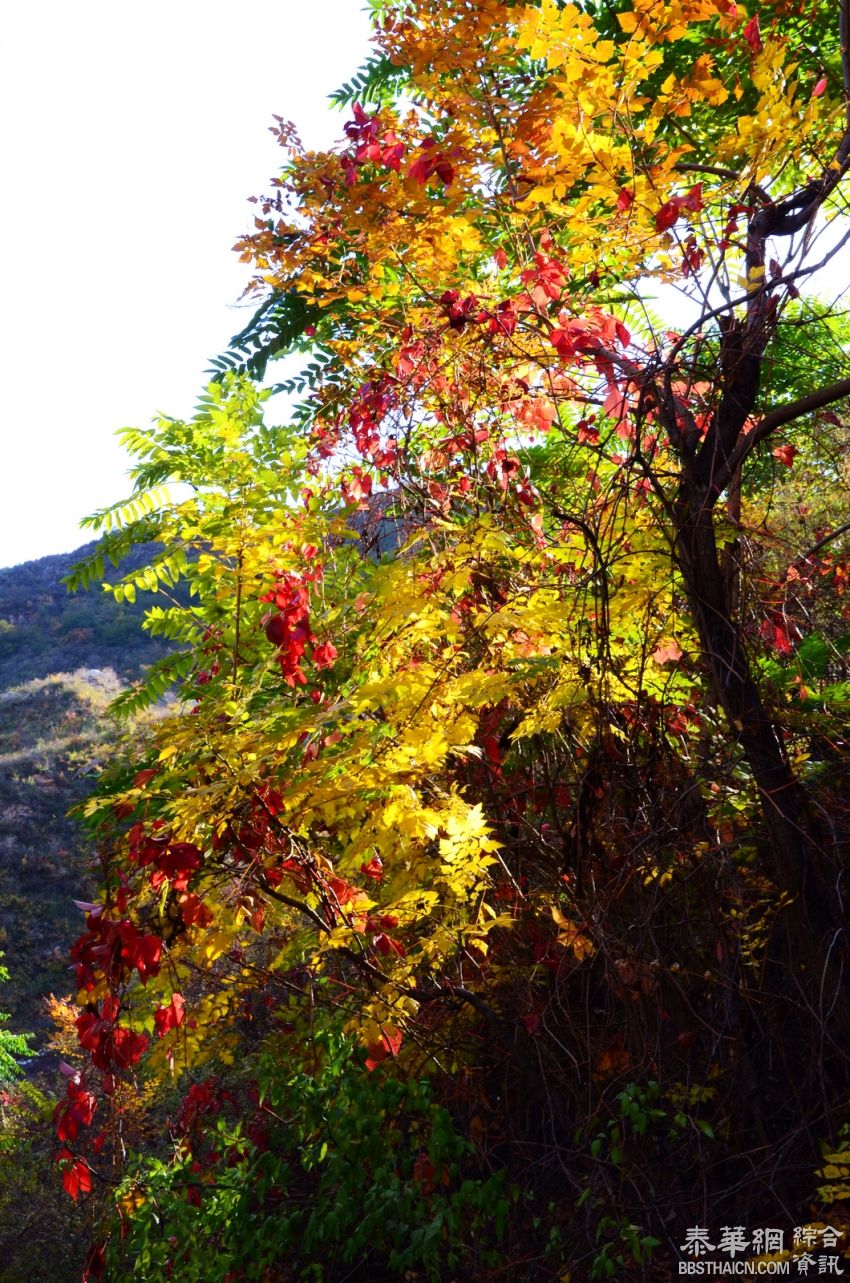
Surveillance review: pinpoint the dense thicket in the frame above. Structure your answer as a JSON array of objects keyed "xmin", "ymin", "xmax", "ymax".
[{"xmin": 31, "ymin": 1, "xmax": 850, "ymax": 1278}]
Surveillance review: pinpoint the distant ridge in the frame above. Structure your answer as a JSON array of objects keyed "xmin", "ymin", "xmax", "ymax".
[
  {"xmin": 0, "ymin": 540, "xmax": 174, "ymax": 689},
  {"xmin": 0, "ymin": 541, "xmax": 175, "ymax": 1033}
]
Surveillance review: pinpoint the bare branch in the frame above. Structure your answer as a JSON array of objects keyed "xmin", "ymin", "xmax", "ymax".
[
  {"xmin": 726, "ymin": 376, "xmax": 850, "ymax": 473},
  {"xmin": 674, "ymin": 161, "xmax": 742, "ymax": 181},
  {"xmin": 260, "ymin": 881, "xmax": 334, "ymax": 935},
  {"xmin": 800, "ymin": 519, "xmax": 850, "ymax": 562}
]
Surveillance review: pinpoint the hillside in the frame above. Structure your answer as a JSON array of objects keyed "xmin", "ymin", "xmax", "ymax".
[
  {"xmin": 0, "ymin": 543, "xmax": 171, "ymax": 1034},
  {"xmin": 0, "ymin": 668, "xmax": 121, "ymax": 1032},
  {"xmin": 0, "ymin": 541, "xmax": 175, "ymax": 689},
  {"xmin": 0, "ymin": 546, "xmax": 175, "ymax": 1283}
]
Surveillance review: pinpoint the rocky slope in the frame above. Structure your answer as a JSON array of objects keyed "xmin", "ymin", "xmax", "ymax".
[{"xmin": 0, "ymin": 544, "xmax": 169, "ymax": 1035}]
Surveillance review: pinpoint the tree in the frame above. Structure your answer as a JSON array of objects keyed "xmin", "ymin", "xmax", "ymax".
[
  {"xmin": 59, "ymin": 1, "xmax": 850, "ymax": 1277},
  {"xmin": 0, "ymin": 958, "xmax": 30, "ymax": 1081},
  {"xmin": 0, "ymin": 982, "xmax": 88, "ymax": 1283}
]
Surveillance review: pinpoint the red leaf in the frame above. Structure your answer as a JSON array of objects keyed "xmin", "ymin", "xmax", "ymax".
[
  {"xmin": 521, "ymin": 253, "xmax": 568, "ymax": 310},
  {"xmin": 121, "ymin": 931, "xmax": 163, "ymax": 983},
  {"xmin": 813, "ymin": 76, "xmax": 827, "ymax": 98},
  {"xmin": 603, "ymin": 384, "xmax": 628, "ymax": 422},
  {"xmin": 312, "ymin": 640, "xmax": 338, "ymax": 670},
  {"xmin": 407, "ymin": 154, "xmax": 429, "ymax": 185},
  {"xmin": 681, "ymin": 183, "xmax": 703, "ymax": 213},
  {"xmin": 54, "ymin": 1080, "xmax": 97, "ymax": 1142},
  {"xmin": 615, "ymin": 320, "xmax": 631, "ymax": 348},
  {"xmin": 682, "ymin": 238, "xmax": 704, "ymax": 278},
  {"xmin": 407, "ymin": 146, "xmax": 455, "ymax": 187},
  {"xmin": 265, "ymin": 615, "xmax": 289, "ymax": 645},
  {"xmin": 154, "ymin": 993, "xmax": 186, "ymax": 1038},
  {"xmin": 365, "ymin": 1027, "xmax": 402, "ymax": 1069},
  {"xmin": 772, "ymin": 444, "xmax": 796, "ymax": 468},
  {"xmin": 760, "ymin": 618, "xmax": 794, "ymax": 655},
  {"xmin": 374, "ymin": 932, "xmax": 406, "ymax": 957},
  {"xmin": 341, "ymin": 469, "xmax": 372, "ymax": 506},
  {"xmin": 381, "ymin": 1025, "xmax": 402, "ymax": 1057},
  {"xmin": 59, "ymin": 1153, "xmax": 92, "ymax": 1201},
  {"xmin": 576, "ymin": 419, "xmax": 599, "ymax": 446},
  {"xmin": 655, "ymin": 200, "xmax": 681, "ymax": 232},
  {"xmin": 487, "ymin": 299, "xmax": 517, "ymax": 337},
  {"xmin": 179, "ymin": 893, "xmax": 214, "ymax": 929},
  {"xmin": 616, "ymin": 188, "xmax": 635, "ymax": 212},
  {"xmin": 153, "ymin": 843, "xmax": 203, "ymax": 894},
  {"xmin": 743, "ymin": 14, "xmax": 762, "ymax": 53},
  {"xmin": 434, "ymin": 158, "xmax": 455, "ymax": 185},
  {"xmin": 651, "ymin": 639, "xmax": 683, "ymax": 665},
  {"xmin": 77, "ymin": 1004, "xmax": 150, "ymax": 1071}
]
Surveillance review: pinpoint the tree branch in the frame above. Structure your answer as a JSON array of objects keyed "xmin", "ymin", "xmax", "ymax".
[
  {"xmin": 674, "ymin": 161, "xmax": 742, "ymax": 181},
  {"xmin": 800, "ymin": 519, "xmax": 850, "ymax": 562},
  {"xmin": 725, "ymin": 376, "xmax": 850, "ymax": 475},
  {"xmin": 260, "ymin": 882, "xmax": 334, "ymax": 935},
  {"xmin": 260, "ymin": 878, "xmax": 506, "ymax": 1024},
  {"xmin": 842, "ymin": 0, "xmax": 850, "ymax": 128}
]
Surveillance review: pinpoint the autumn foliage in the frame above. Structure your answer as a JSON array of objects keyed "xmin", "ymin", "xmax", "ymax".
[{"xmin": 56, "ymin": 0, "xmax": 850, "ymax": 1278}]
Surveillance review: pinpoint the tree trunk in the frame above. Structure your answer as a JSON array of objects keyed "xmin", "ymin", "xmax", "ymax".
[{"xmin": 674, "ymin": 483, "xmax": 848, "ymax": 1037}]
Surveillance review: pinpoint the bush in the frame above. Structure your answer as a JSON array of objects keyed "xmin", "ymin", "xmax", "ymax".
[{"xmin": 107, "ymin": 1026, "xmax": 509, "ymax": 1282}]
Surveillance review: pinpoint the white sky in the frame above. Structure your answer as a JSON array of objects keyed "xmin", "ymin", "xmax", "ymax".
[
  {"xmin": 3, "ymin": 5, "xmax": 847, "ymax": 571},
  {"xmin": 0, "ymin": 0, "xmax": 371, "ymax": 568}
]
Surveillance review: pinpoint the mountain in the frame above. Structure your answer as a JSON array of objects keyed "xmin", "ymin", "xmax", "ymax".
[
  {"xmin": 0, "ymin": 668, "xmax": 122, "ymax": 1031},
  {"xmin": 0, "ymin": 545, "xmax": 176, "ymax": 1282},
  {"xmin": 0, "ymin": 540, "xmax": 175, "ymax": 689},
  {"xmin": 0, "ymin": 543, "xmax": 173, "ymax": 1033}
]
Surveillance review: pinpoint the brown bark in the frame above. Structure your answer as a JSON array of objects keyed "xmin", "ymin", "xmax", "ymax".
[{"xmin": 673, "ymin": 482, "xmax": 848, "ymax": 1040}]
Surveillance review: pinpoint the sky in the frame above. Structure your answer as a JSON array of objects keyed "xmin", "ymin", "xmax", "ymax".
[
  {"xmin": 3, "ymin": 6, "xmax": 848, "ymax": 572},
  {"xmin": 0, "ymin": 0, "xmax": 372, "ymax": 568}
]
